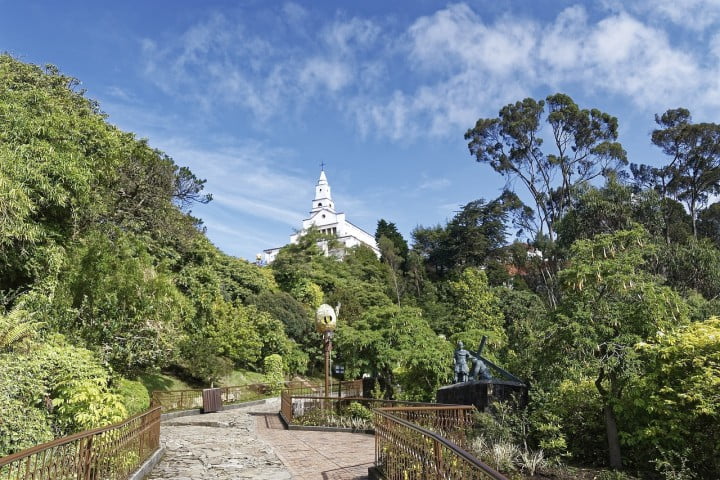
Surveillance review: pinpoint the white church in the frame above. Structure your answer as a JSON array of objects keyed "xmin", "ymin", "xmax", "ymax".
[{"xmin": 261, "ymin": 169, "xmax": 379, "ymax": 264}]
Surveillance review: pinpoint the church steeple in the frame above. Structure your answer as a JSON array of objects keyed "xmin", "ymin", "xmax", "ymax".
[{"xmin": 311, "ymin": 169, "xmax": 334, "ymax": 213}]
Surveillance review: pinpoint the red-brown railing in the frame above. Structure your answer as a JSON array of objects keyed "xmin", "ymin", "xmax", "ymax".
[
  {"xmin": 0, "ymin": 407, "xmax": 161, "ymax": 480},
  {"xmin": 374, "ymin": 406, "xmax": 508, "ymax": 480},
  {"xmin": 153, "ymin": 379, "xmax": 363, "ymax": 414},
  {"xmin": 151, "ymin": 383, "xmax": 274, "ymax": 412},
  {"xmin": 281, "ymin": 379, "xmax": 362, "ymax": 398},
  {"xmin": 378, "ymin": 405, "xmax": 476, "ymax": 449},
  {"xmin": 279, "ymin": 393, "xmax": 455, "ymax": 427}
]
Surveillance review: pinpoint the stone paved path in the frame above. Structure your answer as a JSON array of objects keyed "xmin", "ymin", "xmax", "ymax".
[
  {"xmin": 147, "ymin": 399, "xmax": 375, "ymax": 479},
  {"xmin": 148, "ymin": 400, "xmax": 291, "ymax": 480}
]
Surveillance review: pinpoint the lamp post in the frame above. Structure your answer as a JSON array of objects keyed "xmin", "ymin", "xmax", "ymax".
[{"xmin": 315, "ymin": 304, "xmax": 338, "ymax": 398}]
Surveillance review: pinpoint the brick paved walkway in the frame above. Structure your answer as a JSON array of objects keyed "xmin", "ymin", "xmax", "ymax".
[
  {"xmin": 255, "ymin": 413, "xmax": 375, "ymax": 480},
  {"xmin": 147, "ymin": 399, "xmax": 375, "ymax": 479}
]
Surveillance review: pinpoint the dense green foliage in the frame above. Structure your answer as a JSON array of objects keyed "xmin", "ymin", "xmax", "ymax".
[
  {"xmin": 0, "ymin": 55, "xmax": 298, "ymax": 456},
  {"xmin": 2, "ymin": 55, "xmax": 718, "ymax": 479}
]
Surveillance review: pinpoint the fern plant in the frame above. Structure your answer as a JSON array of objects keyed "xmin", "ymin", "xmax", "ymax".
[{"xmin": 0, "ymin": 308, "xmax": 44, "ymax": 352}]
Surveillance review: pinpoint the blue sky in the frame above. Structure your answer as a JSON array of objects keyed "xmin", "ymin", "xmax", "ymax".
[{"xmin": 2, "ymin": 1, "xmax": 720, "ymax": 260}]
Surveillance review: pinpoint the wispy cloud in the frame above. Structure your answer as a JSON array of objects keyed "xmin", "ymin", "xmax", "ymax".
[
  {"xmin": 418, "ymin": 177, "xmax": 451, "ymax": 191},
  {"xmin": 140, "ymin": 9, "xmax": 384, "ymax": 122},
  {"xmin": 353, "ymin": 3, "xmax": 719, "ymax": 140},
  {"xmin": 625, "ymin": 0, "xmax": 720, "ymax": 32},
  {"xmin": 136, "ymin": 3, "xmax": 720, "ymax": 141}
]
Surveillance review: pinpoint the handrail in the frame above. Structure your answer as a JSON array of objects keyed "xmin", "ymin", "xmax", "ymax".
[
  {"xmin": 0, "ymin": 406, "xmax": 161, "ymax": 479},
  {"xmin": 279, "ymin": 386, "xmax": 505, "ymax": 478},
  {"xmin": 151, "ymin": 379, "xmax": 363, "ymax": 413},
  {"xmin": 374, "ymin": 407, "xmax": 508, "ymax": 480}
]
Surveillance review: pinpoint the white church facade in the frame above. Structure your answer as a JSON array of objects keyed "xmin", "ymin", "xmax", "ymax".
[{"xmin": 261, "ymin": 170, "xmax": 379, "ymax": 264}]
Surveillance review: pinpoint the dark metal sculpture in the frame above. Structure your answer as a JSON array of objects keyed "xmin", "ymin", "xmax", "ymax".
[
  {"xmin": 453, "ymin": 340, "xmax": 492, "ymax": 383},
  {"xmin": 440, "ymin": 336, "xmax": 527, "ymax": 411}
]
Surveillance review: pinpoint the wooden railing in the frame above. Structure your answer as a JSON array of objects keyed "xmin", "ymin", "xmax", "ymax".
[
  {"xmin": 374, "ymin": 406, "xmax": 508, "ymax": 480},
  {"xmin": 0, "ymin": 407, "xmax": 160, "ymax": 480}
]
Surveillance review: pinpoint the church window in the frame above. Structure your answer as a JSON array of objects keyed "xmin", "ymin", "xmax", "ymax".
[
  {"xmin": 322, "ymin": 214, "xmax": 326, "ymax": 218},
  {"xmin": 318, "ymin": 202, "xmax": 322, "ymax": 207}
]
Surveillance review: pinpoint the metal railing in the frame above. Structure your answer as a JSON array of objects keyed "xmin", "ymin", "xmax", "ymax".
[
  {"xmin": 152, "ymin": 379, "xmax": 363, "ymax": 413},
  {"xmin": 151, "ymin": 383, "xmax": 273, "ymax": 412},
  {"xmin": 0, "ymin": 407, "xmax": 161, "ymax": 480},
  {"xmin": 281, "ymin": 379, "xmax": 362, "ymax": 398},
  {"xmin": 280, "ymin": 393, "xmax": 455, "ymax": 427},
  {"xmin": 278, "ymin": 384, "xmax": 505, "ymax": 478},
  {"xmin": 279, "ymin": 380, "xmax": 363, "ymax": 425},
  {"xmin": 378, "ymin": 405, "xmax": 476, "ymax": 449},
  {"xmin": 374, "ymin": 406, "xmax": 508, "ymax": 480}
]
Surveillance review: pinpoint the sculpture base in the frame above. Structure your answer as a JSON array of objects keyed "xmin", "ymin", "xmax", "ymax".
[{"xmin": 436, "ymin": 379, "xmax": 528, "ymax": 412}]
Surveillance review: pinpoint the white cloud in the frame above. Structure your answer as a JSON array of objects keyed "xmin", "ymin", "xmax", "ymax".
[
  {"xmin": 540, "ymin": 9, "xmax": 702, "ymax": 109},
  {"xmin": 419, "ymin": 177, "xmax": 451, "ymax": 190},
  {"xmin": 634, "ymin": 0, "xmax": 720, "ymax": 31},
  {"xmin": 353, "ymin": 4, "xmax": 719, "ymax": 140},
  {"xmin": 282, "ymin": 2, "xmax": 308, "ymax": 25},
  {"xmin": 138, "ymin": 3, "xmax": 720, "ymax": 141},
  {"xmin": 322, "ymin": 17, "xmax": 380, "ymax": 54},
  {"xmin": 408, "ymin": 5, "xmax": 536, "ymax": 77},
  {"xmin": 140, "ymin": 11, "xmax": 383, "ymax": 123},
  {"xmin": 300, "ymin": 58, "xmax": 352, "ymax": 92}
]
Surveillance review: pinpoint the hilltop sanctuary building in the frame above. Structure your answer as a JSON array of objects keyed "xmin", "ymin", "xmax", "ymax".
[{"xmin": 261, "ymin": 170, "xmax": 379, "ymax": 264}]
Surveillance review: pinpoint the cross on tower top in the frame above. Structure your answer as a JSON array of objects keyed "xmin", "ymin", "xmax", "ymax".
[{"xmin": 320, "ymin": 161, "xmax": 326, "ymax": 171}]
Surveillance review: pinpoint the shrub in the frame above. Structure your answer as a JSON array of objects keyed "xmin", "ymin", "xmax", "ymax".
[
  {"xmin": 263, "ymin": 354, "xmax": 284, "ymax": 395},
  {"xmin": 115, "ymin": 379, "xmax": 150, "ymax": 416},
  {"xmin": 343, "ymin": 401, "xmax": 373, "ymax": 422},
  {"xmin": 0, "ymin": 397, "xmax": 53, "ymax": 457}
]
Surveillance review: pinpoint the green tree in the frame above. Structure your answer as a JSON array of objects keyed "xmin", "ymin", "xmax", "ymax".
[
  {"xmin": 336, "ymin": 305, "xmax": 451, "ymax": 400},
  {"xmin": 630, "ymin": 163, "xmax": 694, "ymax": 245},
  {"xmin": 552, "ymin": 228, "xmax": 688, "ymax": 469},
  {"xmin": 496, "ymin": 288, "xmax": 549, "ymax": 382},
  {"xmin": 375, "ymin": 219, "xmax": 409, "ymax": 267},
  {"xmin": 378, "ymin": 235, "xmax": 403, "ymax": 306},
  {"xmin": 661, "ymin": 238, "xmax": 720, "ymax": 300},
  {"xmin": 626, "ymin": 317, "xmax": 720, "ymax": 478},
  {"xmin": 465, "ymin": 93, "xmax": 627, "ymax": 242},
  {"xmin": 51, "ymin": 230, "xmax": 188, "ymax": 375},
  {"xmin": 0, "ymin": 55, "xmax": 126, "ymax": 293},
  {"xmin": 652, "ymin": 108, "xmax": 720, "ymax": 238},
  {"xmin": 263, "ymin": 354, "xmax": 285, "ymax": 395},
  {"xmin": 446, "ymin": 193, "xmax": 521, "ymax": 271},
  {"xmin": 444, "ymin": 268, "xmax": 505, "ymax": 351},
  {"xmin": 411, "ymin": 225, "xmax": 452, "ymax": 279},
  {"xmin": 698, "ymin": 201, "xmax": 720, "ymax": 247}
]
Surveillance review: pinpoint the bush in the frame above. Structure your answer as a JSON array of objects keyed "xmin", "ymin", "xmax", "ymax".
[
  {"xmin": 115, "ymin": 379, "xmax": 150, "ymax": 416},
  {"xmin": 343, "ymin": 401, "xmax": 373, "ymax": 422},
  {"xmin": 263, "ymin": 354, "xmax": 284, "ymax": 395},
  {"xmin": 178, "ymin": 333, "xmax": 233, "ymax": 385},
  {"xmin": 0, "ymin": 397, "xmax": 53, "ymax": 457}
]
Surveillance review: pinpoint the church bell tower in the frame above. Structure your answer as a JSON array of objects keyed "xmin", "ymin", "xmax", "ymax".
[{"xmin": 311, "ymin": 169, "xmax": 335, "ymax": 213}]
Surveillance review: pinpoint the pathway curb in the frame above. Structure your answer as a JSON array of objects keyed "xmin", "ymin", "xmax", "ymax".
[{"xmin": 128, "ymin": 447, "xmax": 165, "ymax": 480}]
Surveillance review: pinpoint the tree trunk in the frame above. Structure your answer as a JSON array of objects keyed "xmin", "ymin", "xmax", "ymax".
[
  {"xmin": 596, "ymin": 370, "xmax": 623, "ymax": 470},
  {"xmin": 603, "ymin": 403, "xmax": 623, "ymax": 470}
]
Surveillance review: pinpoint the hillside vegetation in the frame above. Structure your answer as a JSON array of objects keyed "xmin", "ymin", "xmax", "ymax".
[{"xmin": 1, "ymin": 55, "xmax": 719, "ymax": 479}]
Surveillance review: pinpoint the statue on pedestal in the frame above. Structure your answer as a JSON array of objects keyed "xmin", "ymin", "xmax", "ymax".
[{"xmin": 453, "ymin": 340, "xmax": 491, "ymax": 383}]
